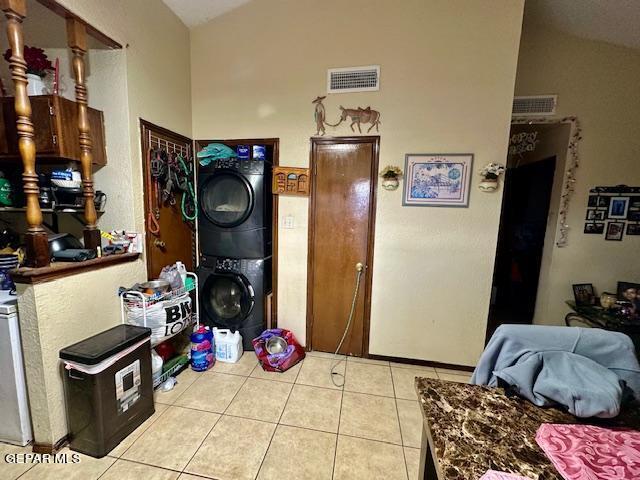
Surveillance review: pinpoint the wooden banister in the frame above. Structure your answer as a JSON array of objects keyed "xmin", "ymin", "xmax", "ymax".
[
  {"xmin": 1, "ymin": 0, "xmax": 49, "ymax": 267},
  {"xmin": 66, "ymin": 18, "xmax": 100, "ymax": 251}
]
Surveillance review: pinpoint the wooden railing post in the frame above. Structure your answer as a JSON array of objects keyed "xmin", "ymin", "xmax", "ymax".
[
  {"xmin": 1, "ymin": 0, "xmax": 49, "ymax": 267},
  {"xmin": 66, "ymin": 18, "xmax": 100, "ymax": 251}
]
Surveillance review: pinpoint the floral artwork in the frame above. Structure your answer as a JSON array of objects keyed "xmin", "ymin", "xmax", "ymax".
[{"xmin": 403, "ymin": 154, "xmax": 473, "ymax": 207}]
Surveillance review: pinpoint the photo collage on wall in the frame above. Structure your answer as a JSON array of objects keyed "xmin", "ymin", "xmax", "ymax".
[{"xmin": 584, "ymin": 186, "xmax": 640, "ymax": 241}]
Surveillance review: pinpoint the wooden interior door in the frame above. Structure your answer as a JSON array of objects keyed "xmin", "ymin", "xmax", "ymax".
[
  {"xmin": 141, "ymin": 120, "xmax": 195, "ymax": 279},
  {"xmin": 307, "ymin": 136, "xmax": 379, "ymax": 356}
]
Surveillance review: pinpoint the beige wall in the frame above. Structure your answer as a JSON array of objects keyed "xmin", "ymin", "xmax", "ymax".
[
  {"xmin": 515, "ymin": 23, "xmax": 640, "ymax": 325},
  {"xmin": 15, "ymin": 0, "xmax": 192, "ymax": 445},
  {"xmin": 191, "ymin": 0, "xmax": 524, "ymax": 366}
]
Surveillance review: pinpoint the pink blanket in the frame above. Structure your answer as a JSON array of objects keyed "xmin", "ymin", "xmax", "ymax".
[
  {"xmin": 536, "ymin": 423, "xmax": 640, "ymax": 479},
  {"xmin": 480, "ymin": 471, "xmax": 531, "ymax": 479}
]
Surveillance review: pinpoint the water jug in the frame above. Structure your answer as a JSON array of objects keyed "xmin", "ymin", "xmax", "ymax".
[
  {"xmin": 212, "ymin": 328, "xmax": 242, "ymax": 363},
  {"xmin": 190, "ymin": 326, "xmax": 214, "ymax": 371}
]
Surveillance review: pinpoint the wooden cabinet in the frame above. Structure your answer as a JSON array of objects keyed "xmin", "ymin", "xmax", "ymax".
[{"xmin": 0, "ymin": 94, "xmax": 107, "ymax": 165}]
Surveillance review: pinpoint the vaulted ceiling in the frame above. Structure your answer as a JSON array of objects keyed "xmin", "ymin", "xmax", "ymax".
[{"xmin": 163, "ymin": 0, "xmax": 640, "ymax": 51}]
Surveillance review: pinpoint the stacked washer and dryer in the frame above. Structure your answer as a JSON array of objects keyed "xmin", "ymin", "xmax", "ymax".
[{"xmin": 197, "ymin": 148, "xmax": 272, "ymax": 350}]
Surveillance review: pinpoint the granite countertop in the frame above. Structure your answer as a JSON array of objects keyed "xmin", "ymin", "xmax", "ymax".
[{"xmin": 415, "ymin": 377, "xmax": 640, "ymax": 480}]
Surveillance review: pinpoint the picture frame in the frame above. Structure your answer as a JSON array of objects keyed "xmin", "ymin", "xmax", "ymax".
[
  {"xmin": 627, "ymin": 210, "xmax": 640, "ymax": 222},
  {"xmin": 608, "ymin": 196, "xmax": 630, "ymax": 219},
  {"xmin": 629, "ymin": 196, "xmax": 640, "ymax": 209},
  {"xmin": 572, "ymin": 283, "xmax": 595, "ymax": 306},
  {"xmin": 403, "ymin": 154, "xmax": 473, "ymax": 207},
  {"xmin": 605, "ymin": 221, "xmax": 625, "ymax": 241},
  {"xmin": 617, "ymin": 282, "xmax": 640, "ymax": 305},
  {"xmin": 584, "ymin": 223, "xmax": 604, "ymax": 234},
  {"xmin": 585, "ymin": 209, "xmax": 605, "ymax": 221},
  {"xmin": 588, "ymin": 195, "xmax": 609, "ymax": 208},
  {"xmin": 627, "ymin": 223, "xmax": 640, "ymax": 236}
]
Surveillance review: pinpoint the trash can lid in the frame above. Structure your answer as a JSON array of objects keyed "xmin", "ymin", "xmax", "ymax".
[{"xmin": 60, "ymin": 325, "xmax": 151, "ymax": 365}]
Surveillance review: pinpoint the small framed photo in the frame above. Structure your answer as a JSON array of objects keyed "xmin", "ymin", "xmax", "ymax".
[
  {"xmin": 627, "ymin": 210, "xmax": 640, "ymax": 222},
  {"xmin": 585, "ymin": 209, "xmax": 605, "ymax": 221},
  {"xmin": 573, "ymin": 283, "xmax": 595, "ymax": 306},
  {"xmin": 605, "ymin": 221, "xmax": 625, "ymax": 241},
  {"xmin": 617, "ymin": 282, "xmax": 640, "ymax": 305},
  {"xmin": 627, "ymin": 223, "xmax": 640, "ymax": 236},
  {"xmin": 597, "ymin": 196, "xmax": 610, "ymax": 208},
  {"xmin": 629, "ymin": 196, "xmax": 640, "ymax": 209},
  {"xmin": 584, "ymin": 223, "xmax": 604, "ymax": 234},
  {"xmin": 403, "ymin": 154, "xmax": 473, "ymax": 207},
  {"xmin": 608, "ymin": 196, "xmax": 630, "ymax": 219},
  {"xmin": 588, "ymin": 195, "xmax": 598, "ymax": 207}
]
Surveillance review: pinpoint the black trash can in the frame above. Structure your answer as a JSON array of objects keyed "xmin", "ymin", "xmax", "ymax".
[{"xmin": 60, "ymin": 324, "xmax": 154, "ymax": 458}]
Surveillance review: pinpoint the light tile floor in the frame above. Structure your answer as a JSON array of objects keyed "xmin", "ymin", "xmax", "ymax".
[{"xmin": 1, "ymin": 353, "xmax": 472, "ymax": 480}]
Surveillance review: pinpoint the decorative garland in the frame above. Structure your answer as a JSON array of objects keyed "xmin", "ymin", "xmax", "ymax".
[{"xmin": 510, "ymin": 116, "xmax": 582, "ymax": 247}]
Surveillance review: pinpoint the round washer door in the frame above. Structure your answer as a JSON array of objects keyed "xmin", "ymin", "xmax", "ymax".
[
  {"xmin": 200, "ymin": 171, "xmax": 254, "ymax": 227},
  {"xmin": 202, "ymin": 272, "xmax": 255, "ymax": 328}
]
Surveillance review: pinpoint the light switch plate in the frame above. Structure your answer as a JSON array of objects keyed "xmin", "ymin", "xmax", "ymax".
[{"xmin": 284, "ymin": 215, "xmax": 295, "ymax": 229}]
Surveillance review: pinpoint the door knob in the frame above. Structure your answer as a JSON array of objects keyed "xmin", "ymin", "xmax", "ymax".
[{"xmin": 154, "ymin": 239, "xmax": 166, "ymax": 249}]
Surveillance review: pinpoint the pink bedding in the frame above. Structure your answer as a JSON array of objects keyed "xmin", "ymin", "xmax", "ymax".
[
  {"xmin": 479, "ymin": 471, "xmax": 532, "ymax": 479},
  {"xmin": 536, "ymin": 423, "xmax": 640, "ymax": 479}
]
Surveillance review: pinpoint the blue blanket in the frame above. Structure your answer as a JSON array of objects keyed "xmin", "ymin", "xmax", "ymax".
[{"xmin": 471, "ymin": 325, "xmax": 640, "ymax": 418}]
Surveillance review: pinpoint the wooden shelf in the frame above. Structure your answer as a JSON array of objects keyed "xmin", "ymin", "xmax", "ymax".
[
  {"xmin": 11, "ymin": 252, "xmax": 140, "ymax": 284},
  {"xmin": 0, "ymin": 206, "xmax": 104, "ymax": 214}
]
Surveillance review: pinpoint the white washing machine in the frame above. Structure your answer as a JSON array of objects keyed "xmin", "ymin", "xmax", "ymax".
[{"xmin": 0, "ymin": 290, "xmax": 32, "ymax": 446}]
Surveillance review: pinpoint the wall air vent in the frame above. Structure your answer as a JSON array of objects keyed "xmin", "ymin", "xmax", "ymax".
[
  {"xmin": 327, "ymin": 65, "xmax": 380, "ymax": 93},
  {"xmin": 512, "ymin": 95, "xmax": 557, "ymax": 117}
]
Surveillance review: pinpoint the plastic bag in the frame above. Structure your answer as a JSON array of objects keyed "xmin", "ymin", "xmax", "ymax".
[
  {"xmin": 124, "ymin": 293, "xmax": 193, "ymax": 346},
  {"xmin": 253, "ymin": 328, "xmax": 305, "ymax": 373}
]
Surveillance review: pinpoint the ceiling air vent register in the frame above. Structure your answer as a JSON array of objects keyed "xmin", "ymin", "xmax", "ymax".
[
  {"xmin": 327, "ymin": 65, "xmax": 380, "ymax": 94},
  {"xmin": 512, "ymin": 95, "xmax": 557, "ymax": 117}
]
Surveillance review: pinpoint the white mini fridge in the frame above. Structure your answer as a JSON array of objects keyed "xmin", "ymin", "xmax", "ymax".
[{"xmin": 0, "ymin": 291, "xmax": 32, "ymax": 445}]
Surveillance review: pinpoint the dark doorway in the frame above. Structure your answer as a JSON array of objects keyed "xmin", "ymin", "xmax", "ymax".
[{"xmin": 486, "ymin": 156, "xmax": 556, "ymax": 341}]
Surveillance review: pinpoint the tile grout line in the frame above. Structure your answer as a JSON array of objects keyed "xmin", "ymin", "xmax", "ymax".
[
  {"xmin": 390, "ymin": 362, "xmax": 411, "ymax": 480},
  {"xmin": 178, "ymin": 361, "xmax": 259, "ymax": 476},
  {"xmin": 252, "ymin": 359, "xmax": 303, "ymax": 479},
  {"xmin": 97, "ymin": 456, "xmax": 183, "ymax": 478},
  {"xmin": 111, "ymin": 401, "xmax": 173, "ymax": 460},
  {"xmin": 331, "ymin": 381, "xmax": 345, "ymax": 480}
]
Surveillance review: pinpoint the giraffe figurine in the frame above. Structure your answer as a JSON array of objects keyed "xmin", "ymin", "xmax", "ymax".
[{"xmin": 312, "ymin": 96, "xmax": 327, "ymax": 136}]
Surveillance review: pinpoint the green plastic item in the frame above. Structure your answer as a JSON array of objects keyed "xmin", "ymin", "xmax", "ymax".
[
  {"xmin": 0, "ymin": 174, "xmax": 12, "ymax": 206},
  {"xmin": 185, "ymin": 276, "xmax": 195, "ymax": 292},
  {"xmin": 197, "ymin": 143, "xmax": 237, "ymax": 166},
  {"xmin": 162, "ymin": 353, "xmax": 189, "ymax": 374}
]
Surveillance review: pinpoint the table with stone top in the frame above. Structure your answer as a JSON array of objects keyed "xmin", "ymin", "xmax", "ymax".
[{"xmin": 414, "ymin": 377, "xmax": 640, "ymax": 480}]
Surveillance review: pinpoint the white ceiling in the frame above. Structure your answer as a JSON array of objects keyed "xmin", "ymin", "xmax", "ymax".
[
  {"xmin": 162, "ymin": 0, "xmax": 252, "ymax": 28},
  {"xmin": 524, "ymin": 0, "xmax": 640, "ymax": 50}
]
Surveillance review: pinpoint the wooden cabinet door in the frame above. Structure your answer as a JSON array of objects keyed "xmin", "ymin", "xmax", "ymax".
[{"xmin": 1, "ymin": 96, "xmax": 56, "ymax": 156}]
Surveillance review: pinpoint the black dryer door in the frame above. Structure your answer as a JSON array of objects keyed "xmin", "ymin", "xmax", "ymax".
[{"xmin": 200, "ymin": 171, "xmax": 254, "ymax": 227}]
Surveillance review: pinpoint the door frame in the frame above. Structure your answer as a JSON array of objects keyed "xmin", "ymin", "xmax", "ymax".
[{"xmin": 306, "ymin": 136, "xmax": 380, "ymax": 356}]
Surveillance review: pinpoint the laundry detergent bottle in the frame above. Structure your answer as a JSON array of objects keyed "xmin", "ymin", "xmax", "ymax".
[
  {"xmin": 212, "ymin": 328, "xmax": 242, "ymax": 363},
  {"xmin": 190, "ymin": 325, "xmax": 214, "ymax": 371}
]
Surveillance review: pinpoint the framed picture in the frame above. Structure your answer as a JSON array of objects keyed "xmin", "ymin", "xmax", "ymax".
[
  {"xmin": 608, "ymin": 196, "xmax": 630, "ymax": 219},
  {"xmin": 627, "ymin": 210, "xmax": 640, "ymax": 222},
  {"xmin": 627, "ymin": 223, "xmax": 640, "ymax": 236},
  {"xmin": 629, "ymin": 196, "xmax": 640, "ymax": 209},
  {"xmin": 585, "ymin": 209, "xmax": 605, "ymax": 221},
  {"xmin": 403, "ymin": 154, "xmax": 473, "ymax": 207},
  {"xmin": 573, "ymin": 283, "xmax": 595, "ymax": 306},
  {"xmin": 584, "ymin": 223, "xmax": 604, "ymax": 234},
  {"xmin": 605, "ymin": 221, "xmax": 625, "ymax": 241},
  {"xmin": 588, "ymin": 196, "xmax": 610, "ymax": 208},
  {"xmin": 617, "ymin": 282, "xmax": 640, "ymax": 314}
]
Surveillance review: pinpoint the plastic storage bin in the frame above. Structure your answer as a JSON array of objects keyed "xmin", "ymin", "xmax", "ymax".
[{"xmin": 59, "ymin": 325, "xmax": 154, "ymax": 458}]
